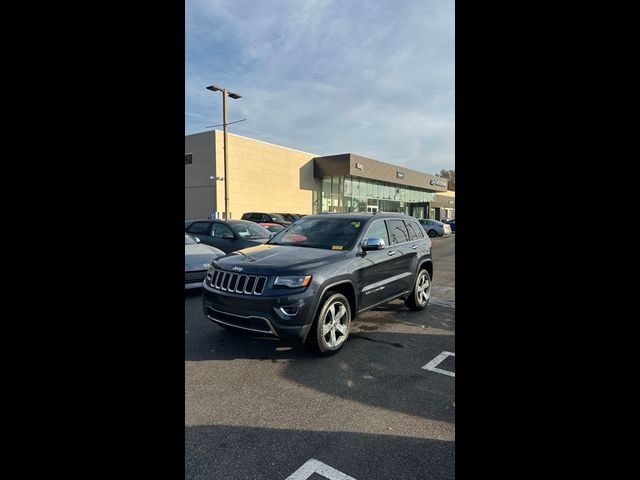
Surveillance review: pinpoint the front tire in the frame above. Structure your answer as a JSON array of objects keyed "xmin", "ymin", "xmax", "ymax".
[
  {"xmin": 427, "ymin": 229, "xmax": 438, "ymax": 237},
  {"xmin": 405, "ymin": 269, "xmax": 432, "ymax": 310},
  {"xmin": 308, "ymin": 292, "xmax": 351, "ymax": 355}
]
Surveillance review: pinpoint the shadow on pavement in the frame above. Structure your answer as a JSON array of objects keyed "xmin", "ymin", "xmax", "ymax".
[{"xmin": 185, "ymin": 424, "xmax": 454, "ymax": 480}]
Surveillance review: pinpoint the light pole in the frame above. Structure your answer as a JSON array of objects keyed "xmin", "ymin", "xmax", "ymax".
[{"xmin": 206, "ymin": 84, "xmax": 242, "ymax": 220}]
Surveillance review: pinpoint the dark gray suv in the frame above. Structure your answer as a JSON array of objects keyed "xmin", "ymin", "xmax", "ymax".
[{"xmin": 202, "ymin": 213, "xmax": 433, "ymax": 355}]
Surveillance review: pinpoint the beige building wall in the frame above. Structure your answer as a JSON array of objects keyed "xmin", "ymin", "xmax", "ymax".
[{"xmin": 213, "ymin": 131, "xmax": 321, "ymax": 219}]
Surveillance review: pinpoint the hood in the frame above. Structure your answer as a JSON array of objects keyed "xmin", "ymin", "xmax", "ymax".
[
  {"xmin": 213, "ymin": 244, "xmax": 344, "ymax": 274},
  {"xmin": 185, "ymin": 243, "xmax": 225, "ymax": 259}
]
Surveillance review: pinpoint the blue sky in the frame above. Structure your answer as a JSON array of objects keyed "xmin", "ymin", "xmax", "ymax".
[{"xmin": 186, "ymin": 0, "xmax": 454, "ymax": 175}]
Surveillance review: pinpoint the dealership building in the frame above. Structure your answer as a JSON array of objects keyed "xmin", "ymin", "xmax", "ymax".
[{"xmin": 185, "ymin": 130, "xmax": 454, "ymax": 220}]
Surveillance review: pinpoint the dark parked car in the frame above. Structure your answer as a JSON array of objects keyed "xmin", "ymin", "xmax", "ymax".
[
  {"xmin": 185, "ymin": 234, "xmax": 225, "ymax": 289},
  {"xmin": 202, "ymin": 213, "xmax": 433, "ymax": 355},
  {"xmin": 241, "ymin": 212, "xmax": 292, "ymax": 227},
  {"xmin": 274, "ymin": 213, "xmax": 305, "ymax": 222},
  {"xmin": 185, "ymin": 219, "xmax": 271, "ymax": 254},
  {"xmin": 444, "ymin": 219, "xmax": 456, "ymax": 232}
]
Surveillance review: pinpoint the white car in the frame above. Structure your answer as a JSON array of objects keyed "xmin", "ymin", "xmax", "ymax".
[{"xmin": 185, "ymin": 234, "xmax": 225, "ymax": 289}]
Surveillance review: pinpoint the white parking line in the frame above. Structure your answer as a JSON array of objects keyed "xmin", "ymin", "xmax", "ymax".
[
  {"xmin": 422, "ymin": 351, "xmax": 455, "ymax": 377},
  {"xmin": 286, "ymin": 458, "xmax": 357, "ymax": 480}
]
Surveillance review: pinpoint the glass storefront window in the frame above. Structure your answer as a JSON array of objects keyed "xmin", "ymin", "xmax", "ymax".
[
  {"xmin": 332, "ymin": 176, "xmax": 340, "ymax": 196},
  {"xmin": 344, "ymin": 177, "xmax": 352, "ymax": 196},
  {"xmin": 351, "ymin": 177, "xmax": 361, "ymax": 198},
  {"xmin": 321, "ymin": 175, "xmax": 439, "ymax": 215},
  {"xmin": 321, "ymin": 177, "xmax": 331, "ymax": 212}
]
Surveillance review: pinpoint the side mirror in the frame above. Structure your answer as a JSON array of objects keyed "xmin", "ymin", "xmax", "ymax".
[
  {"xmin": 195, "ymin": 237, "xmax": 201, "ymax": 243},
  {"xmin": 362, "ymin": 238, "xmax": 385, "ymax": 251},
  {"xmin": 221, "ymin": 233, "xmax": 234, "ymax": 240}
]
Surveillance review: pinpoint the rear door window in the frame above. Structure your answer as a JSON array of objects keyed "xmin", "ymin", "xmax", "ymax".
[
  {"xmin": 405, "ymin": 221, "xmax": 424, "ymax": 240},
  {"xmin": 386, "ymin": 220, "xmax": 409, "ymax": 245}
]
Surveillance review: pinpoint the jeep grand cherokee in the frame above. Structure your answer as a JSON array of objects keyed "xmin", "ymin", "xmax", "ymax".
[{"xmin": 202, "ymin": 213, "xmax": 433, "ymax": 355}]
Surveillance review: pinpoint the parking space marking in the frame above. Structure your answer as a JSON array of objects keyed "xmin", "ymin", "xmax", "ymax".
[
  {"xmin": 422, "ymin": 351, "xmax": 455, "ymax": 377},
  {"xmin": 286, "ymin": 458, "xmax": 357, "ymax": 480}
]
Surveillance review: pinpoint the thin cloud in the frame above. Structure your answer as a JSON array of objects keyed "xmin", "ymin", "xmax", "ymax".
[{"xmin": 186, "ymin": 0, "xmax": 454, "ymax": 172}]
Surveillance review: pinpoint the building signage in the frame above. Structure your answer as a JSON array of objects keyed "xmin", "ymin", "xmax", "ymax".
[
  {"xmin": 430, "ymin": 178, "xmax": 447, "ymax": 188},
  {"xmin": 355, "ymin": 162, "xmax": 364, "ymax": 171},
  {"xmin": 396, "ymin": 171, "xmax": 404, "ymax": 179}
]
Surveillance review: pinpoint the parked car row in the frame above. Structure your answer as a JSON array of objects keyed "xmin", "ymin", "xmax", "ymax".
[
  {"xmin": 241, "ymin": 212, "xmax": 306, "ymax": 225},
  {"xmin": 186, "ymin": 212, "xmax": 452, "ymax": 290}
]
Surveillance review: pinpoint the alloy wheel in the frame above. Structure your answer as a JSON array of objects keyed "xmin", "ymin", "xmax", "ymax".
[{"xmin": 321, "ymin": 301, "xmax": 349, "ymax": 348}]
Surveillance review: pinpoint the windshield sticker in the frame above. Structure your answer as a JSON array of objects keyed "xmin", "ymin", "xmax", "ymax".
[
  {"xmin": 331, "ymin": 245, "xmax": 344, "ymax": 250},
  {"xmin": 351, "ymin": 222, "xmax": 360, "ymax": 228}
]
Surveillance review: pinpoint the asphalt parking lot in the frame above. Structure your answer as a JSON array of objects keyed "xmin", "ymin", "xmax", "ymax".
[{"xmin": 185, "ymin": 235, "xmax": 455, "ymax": 480}]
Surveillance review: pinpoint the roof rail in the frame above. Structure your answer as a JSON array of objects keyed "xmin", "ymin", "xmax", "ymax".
[
  {"xmin": 318, "ymin": 211, "xmax": 364, "ymax": 214},
  {"xmin": 373, "ymin": 211, "xmax": 405, "ymax": 216},
  {"xmin": 316, "ymin": 211, "xmax": 406, "ymax": 216}
]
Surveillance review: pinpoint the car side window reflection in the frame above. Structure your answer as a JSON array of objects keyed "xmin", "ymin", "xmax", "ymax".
[
  {"xmin": 188, "ymin": 222, "xmax": 211, "ymax": 234},
  {"xmin": 212, "ymin": 223, "xmax": 233, "ymax": 238},
  {"xmin": 364, "ymin": 220, "xmax": 389, "ymax": 247},
  {"xmin": 386, "ymin": 220, "xmax": 409, "ymax": 244},
  {"xmin": 405, "ymin": 221, "xmax": 423, "ymax": 240}
]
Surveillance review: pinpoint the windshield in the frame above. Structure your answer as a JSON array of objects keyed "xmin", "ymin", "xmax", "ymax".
[
  {"xmin": 269, "ymin": 213, "xmax": 287, "ymax": 222},
  {"xmin": 265, "ymin": 225, "xmax": 284, "ymax": 233},
  {"xmin": 185, "ymin": 234, "xmax": 197, "ymax": 245},
  {"xmin": 268, "ymin": 217, "xmax": 364, "ymax": 251},
  {"xmin": 229, "ymin": 221, "xmax": 271, "ymax": 239}
]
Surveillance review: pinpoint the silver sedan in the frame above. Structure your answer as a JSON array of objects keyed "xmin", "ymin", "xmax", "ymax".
[
  {"xmin": 185, "ymin": 234, "xmax": 225, "ymax": 289},
  {"xmin": 418, "ymin": 219, "xmax": 452, "ymax": 237}
]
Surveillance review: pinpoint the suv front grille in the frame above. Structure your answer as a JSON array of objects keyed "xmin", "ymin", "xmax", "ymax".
[{"xmin": 207, "ymin": 269, "xmax": 268, "ymax": 295}]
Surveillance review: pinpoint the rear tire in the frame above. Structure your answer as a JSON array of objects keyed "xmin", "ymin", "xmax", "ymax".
[
  {"xmin": 405, "ymin": 269, "xmax": 431, "ymax": 311},
  {"xmin": 427, "ymin": 229, "xmax": 437, "ymax": 237},
  {"xmin": 307, "ymin": 292, "xmax": 352, "ymax": 355}
]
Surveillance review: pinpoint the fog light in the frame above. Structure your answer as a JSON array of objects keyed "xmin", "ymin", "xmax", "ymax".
[{"xmin": 279, "ymin": 305, "xmax": 299, "ymax": 316}]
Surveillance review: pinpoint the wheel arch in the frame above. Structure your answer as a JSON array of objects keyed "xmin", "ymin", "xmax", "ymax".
[
  {"xmin": 418, "ymin": 258, "xmax": 433, "ymax": 281},
  {"xmin": 303, "ymin": 280, "xmax": 357, "ymax": 342}
]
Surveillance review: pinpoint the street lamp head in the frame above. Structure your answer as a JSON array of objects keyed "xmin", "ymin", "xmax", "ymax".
[
  {"xmin": 206, "ymin": 84, "xmax": 223, "ymax": 92},
  {"xmin": 228, "ymin": 91, "xmax": 242, "ymax": 99}
]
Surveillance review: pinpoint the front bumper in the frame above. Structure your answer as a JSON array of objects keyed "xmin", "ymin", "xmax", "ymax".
[
  {"xmin": 202, "ymin": 280, "xmax": 317, "ymax": 341},
  {"xmin": 185, "ymin": 270, "xmax": 207, "ymax": 289}
]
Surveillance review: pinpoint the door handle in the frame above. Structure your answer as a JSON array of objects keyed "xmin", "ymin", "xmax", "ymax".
[
  {"xmin": 388, "ymin": 251, "xmax": 396, "ymax": 256},
  {"xmin": 412, "ymin": 245, "xmax": 418, "ymax": 249}
]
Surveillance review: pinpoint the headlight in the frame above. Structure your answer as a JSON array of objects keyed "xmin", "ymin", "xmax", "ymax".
[
  {"xmin": 185, "ymin": 262, "xmax": 212, "ymax": 272},
  {"xmin": 273, "ymin": 275, "xmax": 312, "ymax": 288}
]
